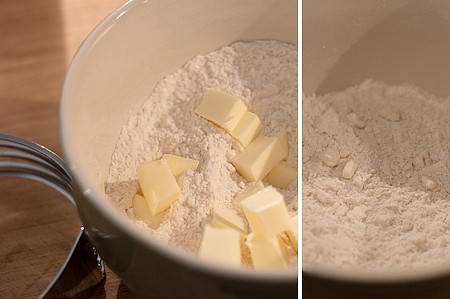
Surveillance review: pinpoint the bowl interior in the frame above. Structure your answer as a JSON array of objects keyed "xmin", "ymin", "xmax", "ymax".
[
  {"xmin": 303, "ymin": 0, "xmax": 450, "ymax": 282},
  {"xmin": 303, "ymin": 0, "xmax": 450, "ymax": 98},
  {"xmin": 60, "ymin": 0, "xmax": 297, "ymax": 279}
]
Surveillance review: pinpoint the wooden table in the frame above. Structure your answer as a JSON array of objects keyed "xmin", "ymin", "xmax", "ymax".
[{"xmin": 0, "ymin": 1, "xmax": 134, "ymax": 297}]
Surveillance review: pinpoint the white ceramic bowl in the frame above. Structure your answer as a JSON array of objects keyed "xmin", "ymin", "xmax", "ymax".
[
  {"xmin": 303, "ymin": 0, "xmax": 450, "ymax": 297},
  {"xmin": 60, "ymin": 0, "xmax": 298, "ymax": 297}
]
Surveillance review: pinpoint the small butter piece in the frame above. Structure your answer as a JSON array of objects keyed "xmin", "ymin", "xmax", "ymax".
[
  {"xmin": 195, "ymin": 90, "xmax": 247, "ymax": 132},
  {"xmin": 346, "ymin": 112, "xmax": 365, "ymax": 129},
  {"xmin": 138, "ymin": 159, "xmax": 181, "ymax": 215},
  {"xmin": 240, "ymin": 186, "xmax": 290, "ymax": 238},
  {"xmin": 320, "ymin": 148, "xmax": 340, "ymax": 167},
  {"xmin": 162, "ymin": 154, "xmax": 199, "ymax": 176},
  {"xmin": 379, "ymin": 105, "xmax": 401, "ymax": 122},
  {"xmin": 132, "ymin": 194, "xmax": 165, "ymax": 229},
  {"xmin": 199, "ymin": 224, "xmax": 241, "ymax": 266},
  {"xmin": 286, "ymin": 216, "xmax": 298, "ymax": 253},
  {"xmin": 246, "ymin": 233, "xmax": 288, "ymax": 270},
  {"xmin": 211, "ymin": 207, "xmax": 247, "ymax": 235},
  {"xmin": 235, "ymin": 181, "xmax": 265, "ymax": 202},
  {"xmin": 265, "ymin": 161, "xmax": 298, "ymax": 188},
  {"xmin": 421, "ymin": 175, "xmax": 437, "ymax": 190},
  {"xmin": 231, "ymin": 132, "xmax": 288, "ymax": 181},
  {"xmin": 229, "ymin": 112, "xmax": 262, "ymax": 147},
  {"xmin": 342, "ymin": 160, "xmax": 358, "ymax": 179}
]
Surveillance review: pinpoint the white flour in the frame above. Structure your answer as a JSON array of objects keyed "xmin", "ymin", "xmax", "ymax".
[
  {"xmin": 105, "ymin": 40, "xmax": 298, "ymax": 259},
  {"xmin": 303, "ymin": 80, "xmax": 450, "ymax": 272}
]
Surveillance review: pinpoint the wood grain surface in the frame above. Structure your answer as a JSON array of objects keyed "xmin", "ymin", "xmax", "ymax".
[{"xmin": 0, "ymin": 1, "xmax": 135, "ymax": 298}]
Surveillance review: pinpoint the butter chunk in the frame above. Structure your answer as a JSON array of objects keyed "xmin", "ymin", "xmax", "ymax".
[
  {"xmin": 421, "ymin": 175, "xmax": 437, "ymax": 190},
  {"xmin": 320, "ymin": 148, "xmax": 340, "ymax": 167},
  {"xmin": 265, "ymin": 161, "xmax": 297, "ymax": 188},
  {"xmin": 240, "ymin": 186, "xmax": 290, "ymax": 238},
  {"xmin": 235, "ymin": 181, "xmax": 265, "ymax": 202},
  {"xmin": 138, "ymin": 159, "xmax": 181, "ymax": 215},
  {"xmin": 278, "ymin": 129, "xmax": 289, "ymax": 155},
  {"xmin": 132, "ymin": 194, "xmax": 165, "ymax": 229},
  {"xmin": 286, "ymin": 216, "xmax": 298, "ymax": 253},
  {"xmin": 162, "ymin": 154, "xmax": 199, "ymax": 176},
  {"xmin": 211, "ymin": 207, "xmax": 247, "ymax": 235},
  {"xmin": 342, "ymin": 160, "xmax": 357, "ymax": 179},
  {"xmin": 199, "ymin": 224, "xmax": 241, "ymax": 267},
  {"xmin": 229, "ymin": 112, "xmax": 262, "ymax": 147},
  {"xmin": 231, "ymin": 132, "xmax": 288, "ymax": 181},
  {"xmin": 246, "ymin": 233, "xmax": 288, "ymax": 270},
  {"xmin": 379, "ymin": 105, "xmax": 401, "ymax": 122},
  {"xmin": 195, "ymin": 90, "xmax": 247, "ymax": 132}
]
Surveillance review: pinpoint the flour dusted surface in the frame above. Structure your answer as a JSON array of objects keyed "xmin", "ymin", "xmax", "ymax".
[
  {"xmin": 303, "ymin": 80, "xmax": 450, "ymax": 272},
  {"xmin": 106, "ymin": 40, "xmax": 298, "ymax": 257}
]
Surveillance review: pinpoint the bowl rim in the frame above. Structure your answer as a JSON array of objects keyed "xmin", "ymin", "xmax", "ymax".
[
  {"xmin": 303, "ymin": 262, "xmax": 450, "ymax": 284},
  {"xmin": 59, "ymin": 0, "xmax": 298, "ymax": 284}
]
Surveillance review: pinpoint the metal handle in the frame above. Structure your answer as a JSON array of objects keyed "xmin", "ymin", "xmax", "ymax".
[{"xmin": 0, "ymin": 134, "xmax": 105, "ymax": 298}]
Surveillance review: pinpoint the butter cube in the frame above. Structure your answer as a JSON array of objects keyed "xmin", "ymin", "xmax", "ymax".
[
  {"xmin": 265, "ymin": 161, "xmax": 298, "ymax": 188},
  {"xmin": 199, "ymin": 224, "xmax": 241, "ymax": 266},
  {"xmin": 132, "ymin": 194, "xmax": 165, "ymax": 229},
  {"xmin": 195, "ymin": 90, "xmax": 247, "ymax": 132},
  {"xmin": 211, "ymin": 207, "xmax": 247, "ymax": 235},
  {"xmin": 231, "ymin": 132, "xmax": 288, "ymax": 181},
  {"xmin": 235, "ymin": 181, "xmax": 265, "ymax": 202},
  {"xmin": 286, "ymin": 216, "xmax": 298, "ymax": 253},
  {"xmin": 278, "ymin": 129, "xmax": 289, "ymax": 155},
  {"xmin": 229, "ymin": 112, "xmax": 262, "ymax": 147},
  {"xmin": 162, "ymin": 154, "xmax": 199, "ymax": 176},
  {"xmin": 240, "ymin": 186, "xmax": 290, "ymax": 238},
  {"xmin": 246, "ymin": 233, "xmax": 288, "ymax": 270},
  {"xmin": 138, "ymin": 159, "xmax": 181, "ymax": 215}
]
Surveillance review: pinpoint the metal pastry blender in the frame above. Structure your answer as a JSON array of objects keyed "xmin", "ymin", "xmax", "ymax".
[{"xmin": 0, "ymin": 134, "xmax": 106, "ymax": 298}]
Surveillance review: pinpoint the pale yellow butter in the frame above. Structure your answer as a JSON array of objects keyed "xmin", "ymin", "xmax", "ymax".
[
  {"xmin": 278, "ymin": 129, "xmax": 289, "ymax": 155},
  {"xmin": 132, "ymin": 194, "xmax": 165, "ymax": 229},
  {"xmin": 245, "ymin": 233, "xmax": 288, "ymax": 270},
  {"xmin": 240, "ymin": 186, "xmax": 290, "ymax": 238},
  {"xmin": 211, "ymin": 207, "xmax": 247, "ymax": 236},
  {"xmin": 235, "ymin": 181, "xmax": 265, "ymax": 202},
  {"xmin": 199, "ymin": 224, "xmax": 241, "ymax": 266},
  {"xmin": 137, "ymin": 159, "xmax": 181, "ymax": 215},
  {"xmin": 231, "ymin": 132, "xmax": 288, "ymax": 181},
  {"xmin": 320, "ymin": 148, "xmax": 340, "ymax": 167},
  {"xmin": 265, "ymin": 161, "xmax": 298, "ymax": 188},
  {"xmin": 286, "ymin": 216, "xmax": 298, "ymax": 253},
  {"xmin": 162, "ymin": 154, "xmax": 199, "ymax": 176},
  {"xmin": 195, "ymin": 90, "xmax": 247, "ymax": 132},
  {"xmin": 342, "ymin": 160, "xmax": 357, "ymax": 179},
  {"xmin": 229, "ymin": 112, "xmax": 262, "ymax": 147}
]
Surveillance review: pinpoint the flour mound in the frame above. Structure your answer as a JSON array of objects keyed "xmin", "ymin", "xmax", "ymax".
[{"xmin": 303, "ymin": 80, "xmax": 450, "ymax": 272}]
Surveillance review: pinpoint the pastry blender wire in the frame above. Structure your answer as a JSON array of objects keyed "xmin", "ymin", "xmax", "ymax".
[{"xmin": 0, "ymin": 134, "xmax": 106, "ymax": 298}]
